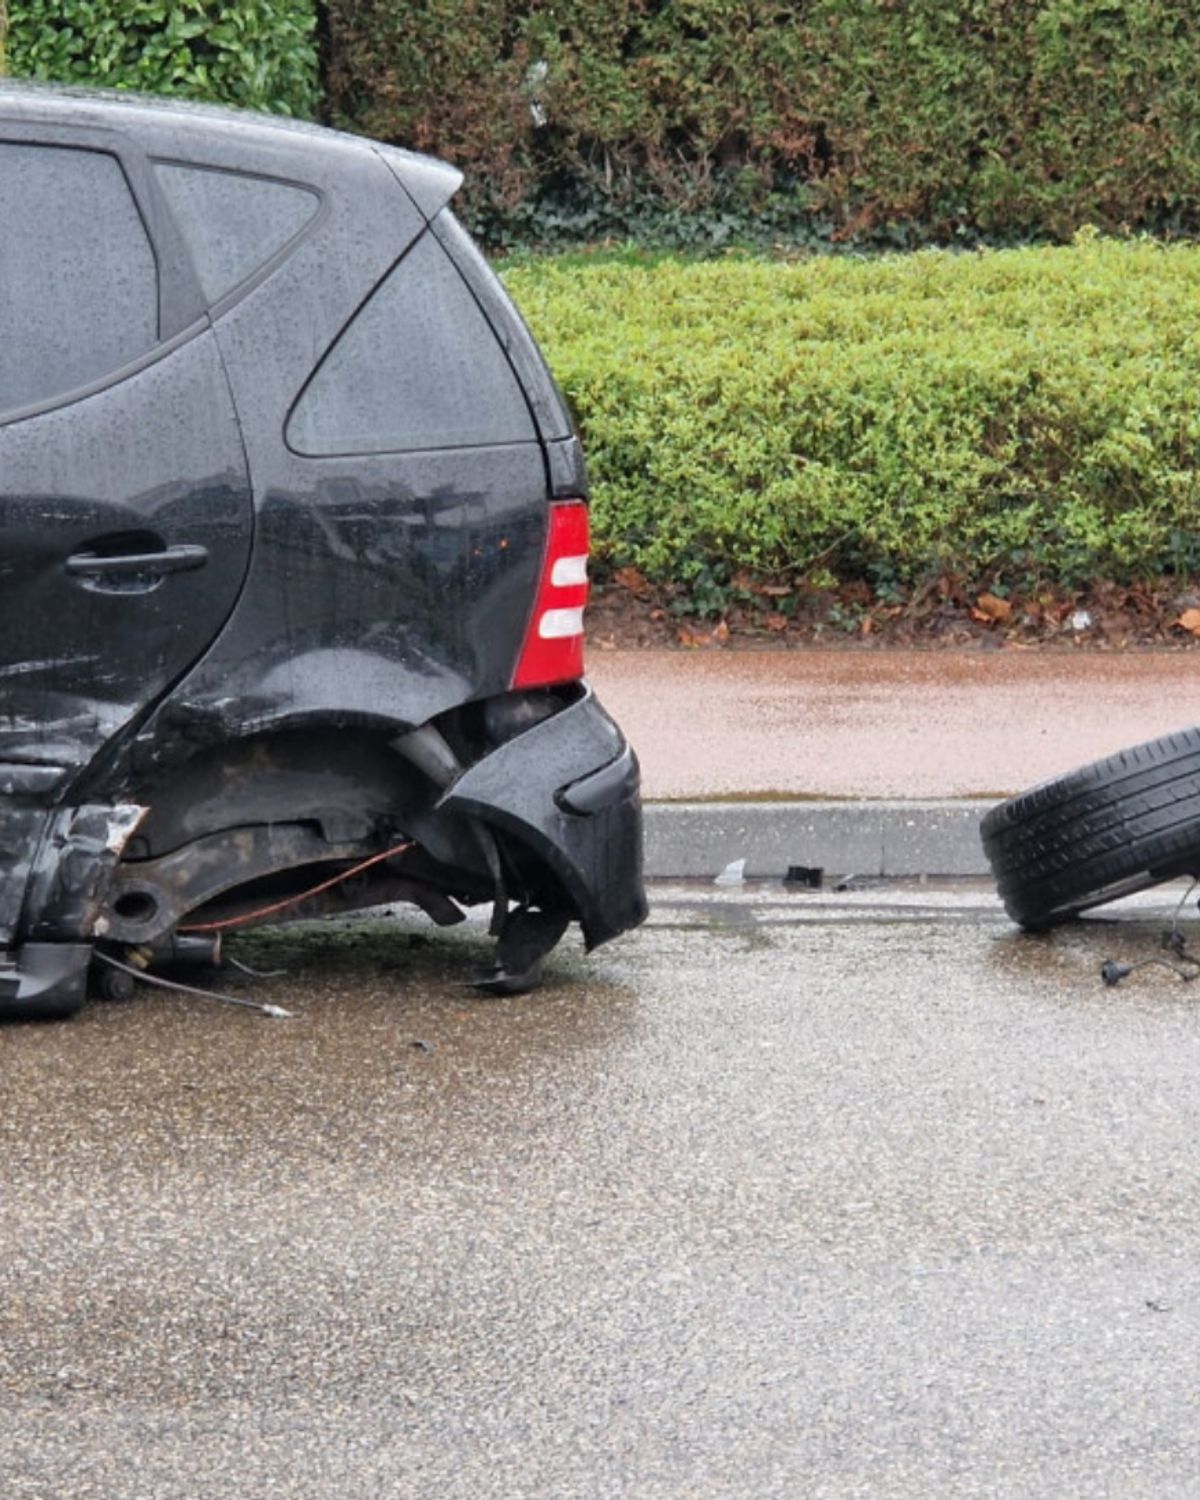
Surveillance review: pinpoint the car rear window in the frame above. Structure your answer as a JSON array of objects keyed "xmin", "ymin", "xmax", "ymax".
[
  {"xmin": 0, "ymin": 141, "xmax": 157, "ymax": 414},
  {"xmin": 286, "ymin": 231, "xmax": 536, "ymax": 456},
  {"xmin": 154, "ymin": 163, "xmax": 319, "ymax": 305}
]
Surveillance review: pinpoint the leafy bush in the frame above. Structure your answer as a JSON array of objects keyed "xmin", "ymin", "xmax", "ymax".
[
  {"xmin": 327, "ymin": 1, "xmax": 1200, "ymax": 248},
  {"xmin": 6, "ymin": 1, "xmax": 318, "ymax": 118},
  {"xmin": 503, "ymin": 236, "xmax": 1200, "ymax": 608}
]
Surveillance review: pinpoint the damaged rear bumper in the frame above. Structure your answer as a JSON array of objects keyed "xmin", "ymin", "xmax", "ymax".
[{"xmin": 441, "ymin": 682, "xmax": 647, "ymax": 948}]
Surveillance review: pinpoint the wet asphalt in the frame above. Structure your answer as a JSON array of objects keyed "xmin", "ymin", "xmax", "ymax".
[{"xmin": 4, "ymin": 885, "xmax": 1200, "ymax": 1498}]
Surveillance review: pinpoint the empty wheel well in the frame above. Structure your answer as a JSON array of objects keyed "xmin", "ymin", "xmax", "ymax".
[{"xmin": 126, "ymin": 727, "xmax": 437, "ymax": 860}]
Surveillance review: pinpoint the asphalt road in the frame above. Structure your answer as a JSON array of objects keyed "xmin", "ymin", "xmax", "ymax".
[{"xmin": 3, "ymin": 884, "xmax": 1200, "ymax": 1498}]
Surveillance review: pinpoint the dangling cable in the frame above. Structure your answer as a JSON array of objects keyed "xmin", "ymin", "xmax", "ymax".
[
  {"xmin": 223, "ymin": 953, "xmax": 288, "ymax": 980},
  {"xmin": 1101, "ymin": 878, "xmax": 1200, "ymax": 988},
  {"xmin": 94, "ymin": 951, "xmax": 294, "ymax": 1018},
  {"xmin": 179, "ymin": 839, "xmax": 414, "ymax": 935}
]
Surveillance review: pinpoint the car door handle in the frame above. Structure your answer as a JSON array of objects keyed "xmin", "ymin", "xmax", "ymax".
[{"xmin": 65, "ymin": 544, "xmax": 209, "ymax": 579}]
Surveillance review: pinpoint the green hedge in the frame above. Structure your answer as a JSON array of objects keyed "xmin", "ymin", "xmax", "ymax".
[
  {"xmin": 503, "ymin": 236, "xmax": 1200, "ymax": 609},
  {"xmin": 6, "ymin": 1, "xmax": 318, "ymax": 117},
  {"xmin": 327, "ymin": 0, "xmax": 1200, "ymax": 246},
  {"xmin": 12, "ymin": 2, "xmax": 1200, "ymax": 244}
]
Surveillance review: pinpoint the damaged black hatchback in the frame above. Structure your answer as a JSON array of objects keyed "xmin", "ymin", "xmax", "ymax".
[{"xmin": 0, "ymin": 84, "xmax": 645, "ymax": 1018}]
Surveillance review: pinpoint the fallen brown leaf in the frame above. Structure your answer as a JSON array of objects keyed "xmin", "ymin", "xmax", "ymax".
[
  {"xmin": 1175, "ymin": 608, "xmax": 1200, "ymax": 635},
  {"xmin": 711, "ymin": 620, "xmax": 730, "ymax": 644},
  {"xmin": 764, "ymin": 612, "xmax": 789, "ymax": 632},
  {"xmin": 973, "ymin": 591, "xmax": 1012, "ymax": 623},
  {"xmin": 613, "ymin": 565, "xmax": 653, "ymax": 599}
]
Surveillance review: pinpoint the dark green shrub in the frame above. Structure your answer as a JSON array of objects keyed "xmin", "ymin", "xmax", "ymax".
[
  {"xmin": 326, "ymin": 1, "xmax": 1200, "ymax": 248},
  {"xmin": 7, "ymin": 1, "xmax": 318, "ymax": 117},
  {"xmin": 503, "ymin": 237, "xmax": 1200, "ymax": 606}
]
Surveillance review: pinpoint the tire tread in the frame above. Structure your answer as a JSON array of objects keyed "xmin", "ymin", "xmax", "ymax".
[{"xmin": 980, "ymin": 727, "xmax": 1200, "ymax": 925}]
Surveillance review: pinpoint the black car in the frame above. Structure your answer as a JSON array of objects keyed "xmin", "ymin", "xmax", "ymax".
[{"xmin": 0, "ymin": 83, "xmax": 646, "ymax": 1019}]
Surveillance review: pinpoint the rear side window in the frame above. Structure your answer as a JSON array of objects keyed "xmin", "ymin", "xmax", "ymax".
[
  {"xmin": 0, "ymin": 142, "xmax": 157, "ymax": 414},
  {"xmin": 154, "ymin": 163, "xmax": 318, "ymax": 304},
  {"xmin": 287, "ymin": 231, "xmax": 536, "ymax": 456}
]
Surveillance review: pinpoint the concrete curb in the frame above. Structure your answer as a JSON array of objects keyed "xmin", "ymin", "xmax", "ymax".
[{"xmin": 644, "ymin": 799, "xmax": 999, "ymax": 879}]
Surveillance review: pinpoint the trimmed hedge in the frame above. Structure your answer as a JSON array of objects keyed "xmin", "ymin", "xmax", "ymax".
[
  {"xmin": 502, "ymin": 236, "xmax": 1200, "ymax": 608},
  {"xmin": 12, "ymin": 3, "xmax": 1200, "ymax": 244},
  {"xmin": 327, "ymin": 0, "xmax": 1200, "ymax": 246},
  {"xmin": 5, "ymin": 1, "xmax": 318, "ymax": 118}
]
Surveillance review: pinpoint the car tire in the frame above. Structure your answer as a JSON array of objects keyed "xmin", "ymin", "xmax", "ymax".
[{"xmin": 981, "ymin": 727, "xmax": 1200, "ymax": 928}]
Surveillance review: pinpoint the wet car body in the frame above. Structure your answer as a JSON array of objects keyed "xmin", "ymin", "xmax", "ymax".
[{"xmin": 0, "ymin": 84, "xmax": 646, "ymax": 1017}]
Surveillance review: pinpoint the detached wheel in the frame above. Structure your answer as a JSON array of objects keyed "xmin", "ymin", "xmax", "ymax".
[{"xmin": 981, "ymin": 727, "xmax": 1200, "ymax": 928}]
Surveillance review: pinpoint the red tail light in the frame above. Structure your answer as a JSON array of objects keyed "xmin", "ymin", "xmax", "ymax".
[{"xmin": 512, "ymin": 500, "xmax": 590, "ymax": 689}]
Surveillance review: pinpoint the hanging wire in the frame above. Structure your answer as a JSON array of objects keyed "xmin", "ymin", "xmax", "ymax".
[
  {"xmin": 94, "ymin": 950, "xmax": 294, "ymax": 1018},
  {"xmin": 223, "ymin": 953, "xmax": 289, "ymax": 980},
  {"xmin": 97, "ymin": 838, "xmax": 416, "ymax": 1014},
  {"xmin": 1100, "ymin": 878, "xmax": 1200, "ymax": 988},
  {"xmin": 179, "ymin": 839, "xmax": 414, "ymax": 935},
  {"xmin": 1162, "ymin": 877, "xmax": 1200, "ymax": 959}
]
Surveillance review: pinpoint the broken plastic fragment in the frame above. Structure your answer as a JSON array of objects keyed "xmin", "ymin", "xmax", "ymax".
[
  {"xmin": 104, "ymin": 804, "xmax": 148, "ymax": 855},
  {"xmin": 715, "ymin": 858, "xmax": 746, "ymax": 887}
]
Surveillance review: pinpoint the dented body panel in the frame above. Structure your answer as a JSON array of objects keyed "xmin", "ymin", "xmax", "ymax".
[{"xmin": 0, "ymin": 85, "xmax": 645, "ymax": 1017}]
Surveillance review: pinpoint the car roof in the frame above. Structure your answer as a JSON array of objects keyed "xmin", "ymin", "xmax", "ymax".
[{"xmin": 0, "ymin": 79, "xmax": 463, "ymax": 219}]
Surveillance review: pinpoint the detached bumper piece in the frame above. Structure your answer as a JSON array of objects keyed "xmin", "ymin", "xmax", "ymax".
[{"xmin": 442, "ymin": 683, "xmax": 647, "ymax": 951}]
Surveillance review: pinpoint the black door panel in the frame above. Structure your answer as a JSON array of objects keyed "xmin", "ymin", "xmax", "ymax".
[{"xmin": 0, "ymin": 331, "xmax": 252, "ymax": 766}]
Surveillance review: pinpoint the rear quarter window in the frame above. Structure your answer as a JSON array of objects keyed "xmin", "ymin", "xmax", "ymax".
[
  {"xmin": 154, "ymin": 163, "xmax": 319, "ymax": 305},
  {"xmin": 0, "ymin": 141, "xmax": 157, "ymax": 414},
  {"xmin": 286, "ymin": 231, "xmax": 536, "ymax": 456}
]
